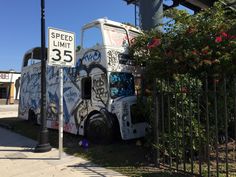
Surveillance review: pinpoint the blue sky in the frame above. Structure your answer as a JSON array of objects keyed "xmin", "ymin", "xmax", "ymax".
[
  {"xmin": 0, "ymin": 0, "xmax": 137, "ymax": 72},
  {"xmin": 0, "ymin": 0, "xmax": 191, "ymax": 72}
]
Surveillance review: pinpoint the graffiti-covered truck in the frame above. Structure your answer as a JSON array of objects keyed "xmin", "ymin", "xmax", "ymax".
[{"xmin": 19, "ymin": 18, "xmax": 149, "ymax": 142}]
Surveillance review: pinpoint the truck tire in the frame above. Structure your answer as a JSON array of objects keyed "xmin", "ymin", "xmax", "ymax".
[{"xmin": 86, "ymin": 113, "xmax": 113, "ymax": 144}]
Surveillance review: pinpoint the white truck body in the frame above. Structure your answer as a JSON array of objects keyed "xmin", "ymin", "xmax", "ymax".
[{"xmin": 19, "ymin": 18, "xmax": 149, "ymax": 140}]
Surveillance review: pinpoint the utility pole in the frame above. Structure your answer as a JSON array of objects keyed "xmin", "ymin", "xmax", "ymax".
[
  {"xmin": 139, "ymin": 0, "xmax": 163, "ymax": 30},
  {"xmin": 35, "ymin": 0, "xmax": 51, "ymax": 153}
]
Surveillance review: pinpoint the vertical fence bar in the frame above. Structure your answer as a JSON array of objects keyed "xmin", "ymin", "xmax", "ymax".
[
  {"xmin": 205, "ymin": 75, "xmax": 210, "ymax": 177},
  {"xmin": 154, "ymin": 78, "xmax": 160, "ymax": 167},
  {"xmin": 174, "ymin": 82, "xmax": 179, "ymax": 170},
  {"xmin": 234, "ymin": 77, "xmax": 236, "ymax": 163},
  {"xmin": 167, "ymin": 78, "xmax": 172, "ymax": 167},
  {"xmin": 181, "ymin": 80, "xmax": 186, "ymax": 172},
  {"xmin": 189, "ymin": 77, "xmax": 194, "ymax": 175},
  {"xmin": 161, "ymin": 80, "xmax": 165, "ymax": 164},
  {"xmin": 223, "ymin": 76, "xmax": 229, "ymax": 177},
  {"xmin": 196, "ymin": 79, "xmax": 202, "ymax": 176},
  {"xmin": 214, "ymin": 78, "xmax": 219, "ymax": 177}
]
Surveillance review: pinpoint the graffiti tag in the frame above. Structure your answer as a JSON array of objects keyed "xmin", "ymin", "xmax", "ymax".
[
  {"xmin": 80, "ymin": 49, "xmax": 101, "ymax": 63},
  {"xmin": 107, "ymin": 50, "xmax": 119, "ymax": 68},
  {"xmin": 65, "ymin": 90, "xmax": 78, "ymax": 103},
  {"xmin": 93, "ymin": 75, "xmax": 108, "ymax": 101}
]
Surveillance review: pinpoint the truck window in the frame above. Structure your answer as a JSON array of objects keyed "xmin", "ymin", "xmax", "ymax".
[
  {"xmin": 27, "ymin": 59, "xmax": 41, "ymax": 66},
  {"xmin": 82, "ymin": 26, "xmax": 103, "ymax": 49},
  {"xmin": 128, "ymin": 30, "xmax": 140, "ymax": 45},
  {"xmin": 22, "ymin": 47, "xmax": 45, "ymax": 67},
  {"xmin": 81, "ymin": 77, "xmax": 91, "ymax": 99},
  {"xmin": 110, "ymin": 72, "xmax": 135, "ymax": 98},
  {"xmin": 103, "ymin": 24, "xmax": 129, "ymax": 47}
]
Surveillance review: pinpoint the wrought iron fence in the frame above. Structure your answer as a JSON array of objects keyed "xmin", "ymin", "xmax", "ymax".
[{"xmin": 153, "ymin": 74, "xmax": 236, "ymax": 177}]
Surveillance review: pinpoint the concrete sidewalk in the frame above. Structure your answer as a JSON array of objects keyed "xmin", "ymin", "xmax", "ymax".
[
  {"xmin": 0, "ymin": 105, "xmax": 126, "ymax": 177},
  {"xmin": 0, "ymin": 104, "xmax": 18, "ymax": 118}
]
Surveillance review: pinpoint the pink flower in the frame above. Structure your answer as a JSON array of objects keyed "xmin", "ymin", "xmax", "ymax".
[
  {"xmin": 215, "ymin": 36, "xmax": 222, "ymax": 43},
  {"xmin": 202, "ymin": 49, "xmax": 209, "ymax": 55},
  {"xmin": 229, "ymin": 35, "xmax": 236, "ymax": 39},
  {"xmin": 147, "ymin": 38, "xmax": 161, "ymax": 49},
  {"xmin": 181, "ymin": 87, "xmax": 188, "ymax": 93},
  {"xmin": 220, "ymin": 32, "xmax": 228, "ymax": 38},
  {"xmin": 191, "ymin": 50, "xmax": 198, "ymax": 55}
]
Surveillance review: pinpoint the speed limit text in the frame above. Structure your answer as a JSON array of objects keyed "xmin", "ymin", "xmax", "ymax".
[{"xmin": 51, "ymin": 32, "xmax": 73, "ymax": 48}]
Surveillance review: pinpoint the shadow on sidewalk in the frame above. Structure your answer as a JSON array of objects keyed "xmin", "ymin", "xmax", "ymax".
[
  {"xmin": 0, "ymin": 157, "xmax": 59, "ymax": 160},
  {"xmin": 0, "ymin": 123, "xmax": 59, "ymax": 161},
  {"xmin": 0, "ymin": 148, "xmax": 34, "ymax": 152},
  {"xmin": 0, "ymin": 146, "xmax": 59, "ymax": 161},
  {"xmin": 68, "ymin": 162, "xmax": 123, "ymax": 177}
]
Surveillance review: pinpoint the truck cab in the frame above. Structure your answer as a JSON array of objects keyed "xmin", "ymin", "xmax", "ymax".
[{"xmin": 75, "ymin": 18, "xmax": 149, "ymax": 140}]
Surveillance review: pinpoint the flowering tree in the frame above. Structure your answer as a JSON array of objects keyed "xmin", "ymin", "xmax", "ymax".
[
  {"xmin": 129, "ymin": 2, "xmax": 236, "ymax": 165},
  {"xmin": 129, "ymin": 2, "xmax": 236, "ymax": 79}
]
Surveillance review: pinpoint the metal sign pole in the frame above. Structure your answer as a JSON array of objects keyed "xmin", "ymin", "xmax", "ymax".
[
  {"xmin": 47, "ymin": 27, "xmax": 75, "ymax": 158},
  {"xmin": 59, "ymin": 67, "xmax": 63, "ymax": 159}
]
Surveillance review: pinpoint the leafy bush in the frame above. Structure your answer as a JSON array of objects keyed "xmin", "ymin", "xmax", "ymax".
[{"xmin": 129, "ymin": 2, "xmax": 236, "ymax": 163}]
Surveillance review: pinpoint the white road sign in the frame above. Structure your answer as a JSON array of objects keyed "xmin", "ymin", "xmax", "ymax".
[{"xmin": 48, "ymin": 28, "xmax": 75, "ymax": 67}]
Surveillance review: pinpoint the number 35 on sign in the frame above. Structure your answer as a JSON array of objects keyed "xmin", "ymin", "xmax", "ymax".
[{"xmin": 48, "ymin": 28, "xmax": 76, "ymax": 67}]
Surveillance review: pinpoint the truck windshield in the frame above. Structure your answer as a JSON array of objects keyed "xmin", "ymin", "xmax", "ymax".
[
  {"xmin": 110, "ymin": 72, "xmax": 135, "ymax": 98},
  {"xmin": 103, "ymin": 24, "xmax": 129, "ymax": 47},
  {"xmin": 128, "ymin": 30, "xmax": 140, "ymax": 44},
  {"xmin": 82, "ymin": 25, "xmax": 103, "ymax": 48}
]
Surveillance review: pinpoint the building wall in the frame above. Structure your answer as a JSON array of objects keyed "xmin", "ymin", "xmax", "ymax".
[{"xmin": 0, "ymin": 71, "xmax": 21, "ymax": 104}]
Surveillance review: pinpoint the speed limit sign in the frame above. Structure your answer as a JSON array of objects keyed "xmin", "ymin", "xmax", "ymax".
[{"xmin": 48, "ymin": 28, "xmax": 75, "ymax": 67}]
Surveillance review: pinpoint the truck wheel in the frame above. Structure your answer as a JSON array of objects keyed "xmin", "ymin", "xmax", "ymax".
[
  {"xmin": 28, "ymin": 109, "xmax": 37, "ymax": 125},
  {"xmin": 86, "ymin": 113, "xmax": 113, "ymax": 144}
]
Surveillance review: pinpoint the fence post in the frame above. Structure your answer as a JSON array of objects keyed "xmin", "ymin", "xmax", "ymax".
[
  {"xmin": 205, "ymin": 75, "xmax": 211, "ymax": 177},
  {"xmin": 214, "ymin": 77, "xmax": 219, "ymax": 177},
  {"xmin": 153, "ymin": 78, "xmax": 160, "ymax": 167},
  {"xmin": 234, "ymin": 77, "xmax": 236, "ymax": 162},
  {"xmin": 223, "ymin": 75, "xmax": 229, "ymax": 177}
]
